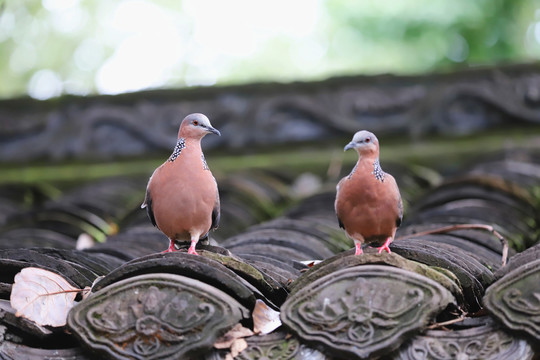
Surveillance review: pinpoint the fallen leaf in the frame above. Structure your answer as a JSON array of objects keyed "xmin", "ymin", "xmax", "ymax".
[
  {"xmin": 214, "ymin": 323, "xmax": 253, "ymax": 359},
  {"xmin": 228, "ymin": 338, "xmax": 248, "ymax": 360},
  {"xmin": 252, "ymin": 299, "xmax": 281, "ymax": 335},
  {"xmin": 10, "ymin": 267, "xmax": 81, "ymax": 327},
  {"xmin": 214, "ymin": 323, "xmax": 254, "ymax": 349}
]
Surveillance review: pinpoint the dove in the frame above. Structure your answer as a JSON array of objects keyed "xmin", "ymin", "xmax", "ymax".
[
  {"xmin": 142, "ymin": 113, "xmax": 221, "ymax": 255},
  {"xmin": 335, "ymin": 130, "xmax": 402, "ymax": 255}
]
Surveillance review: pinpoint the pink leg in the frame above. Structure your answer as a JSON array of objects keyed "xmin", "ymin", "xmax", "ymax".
[
  {"xmin": 162, "ymin": 239, "xmax": 177, "ymax": 253},
  {"xmin": 354, "ymin": 243, "xmax": 363, "ymax": 255},
  {"xmin": 187, "ymin": 240, "xmax": 199, "ymax": 255},
  {"xmin": 377, "ymin": 237, "xmax": 393, "ymax": 254}
]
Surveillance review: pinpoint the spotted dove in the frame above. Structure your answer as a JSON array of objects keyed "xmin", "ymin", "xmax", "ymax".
[
  {"xmin": 141, "ymin": 113, "xmax": 221, "ymax": 255},
  {"xmin": 335, "ymin": 130, "xmax": 403, "ymax": 255}
]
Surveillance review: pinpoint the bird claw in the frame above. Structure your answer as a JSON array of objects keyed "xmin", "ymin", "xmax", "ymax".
[
  {"xmin": 377, "ymin": 237, "xmax": 393, "ymax": 254},
  {"xmin": 187, "ymin": 245, "xmax": 199, "ymax": 255},
  {"xmin": 354, "ymin": 243, "xmax": 363, "ymax": 255},
  {"xmin": 162, "ymin": 241, "xmax": 177, "ymax": 253},
  {"xmin": 377, "ymin": 244, "xmax": 391, "ymax": 254}
]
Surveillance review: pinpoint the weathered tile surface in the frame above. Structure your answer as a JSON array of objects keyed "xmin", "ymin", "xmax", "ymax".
[
  {"xmin": 68, "ymin": 273, "xmax": 248, "ymax": 360},
  {"xmin": 281, "ymin": 265, "xmax": 455, "ymax": 359}
]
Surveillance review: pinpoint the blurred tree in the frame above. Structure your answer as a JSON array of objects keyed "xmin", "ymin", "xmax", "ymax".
[{"xmin": 0, "ymin": 0, "xmax": 539, "ymax": 99}]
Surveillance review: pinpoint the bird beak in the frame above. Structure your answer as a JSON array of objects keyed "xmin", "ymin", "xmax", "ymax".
[
  {"xmin": 344, "ymin": 142, "xmax": 355, "ymax": 151},
  {"xmin": 207, "ymin": 126, "xmax": 221, "ymax": 136}
]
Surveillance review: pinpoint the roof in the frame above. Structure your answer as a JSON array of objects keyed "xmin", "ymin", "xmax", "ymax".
[
  {"xmin": 0, "ymin": 154, "xmax": 539, "ymax": 359},
  {"xmin": 1, "ymin": 66, "xmax": 540, "ymax": 359}
]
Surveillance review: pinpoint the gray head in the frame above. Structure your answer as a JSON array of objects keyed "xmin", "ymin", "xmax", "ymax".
[
  {"xmin": 344, "ymin": 130, "xmax": 379, "ymax": 156},
  {"xmin": 178, "ymin": 113, "xmax": 221, "ymax": 139}
]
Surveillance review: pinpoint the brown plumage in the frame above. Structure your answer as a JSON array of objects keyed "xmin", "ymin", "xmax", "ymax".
[
  {"xmin": 335, "ymin": 130, "xmax": 402, "ymax": 255},
  {"xmin": 141, "ymin": 113, "xmax": 221, "ymax": 255}
]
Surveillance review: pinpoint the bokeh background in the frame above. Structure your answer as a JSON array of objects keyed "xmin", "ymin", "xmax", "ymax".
[{"xmin": 2, "ymin": 0, "xmax": 540, "ymax": 99}]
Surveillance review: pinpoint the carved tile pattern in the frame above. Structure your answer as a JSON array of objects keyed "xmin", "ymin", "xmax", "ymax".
[
  {"xmin": 484, "ymin": 258, "xmax": 540, "ymax": 339},
  {"xmin": 205, "ymin": 331, "xmax": 328, "ymax": 360},
  {"xmin": 68, "ymin": 273, "xmax": 246, "ymax": 360},
  {"xmin": 281, "ymin": 265, "xmax": 454, "ymax": 359},
  {"xmin": 396, "ymin": 321, "xmax": 534, "ymax": 360},
  {"xmin": 3, "ymin": 66, "xmax": 540, "ymax": 162},
  {"xmin": 236, "ymin": 336, "xmax": 300, "ymax": 360}
]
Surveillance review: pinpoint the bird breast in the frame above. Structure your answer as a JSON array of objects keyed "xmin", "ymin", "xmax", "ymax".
[{"xmin": 150, "ymin": 146, "xmax": 217, "ymax": 240}]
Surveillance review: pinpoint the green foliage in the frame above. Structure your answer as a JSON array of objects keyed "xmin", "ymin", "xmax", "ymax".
[{"xmin": 0, "ymin": 0, "xmax": 539, "ymax": 99}]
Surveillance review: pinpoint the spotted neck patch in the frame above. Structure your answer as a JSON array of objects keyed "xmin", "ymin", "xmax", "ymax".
[
  {"xmin": 372, "ymin": 159, "xmax": 385, "ymax": 182},
  {"xmin": 168, "ymin": 138, "xmax": 185, "ymax": 162},
  {"xmin": 201, "ymin": 153, "xmax": 209, "ymax": 170}
]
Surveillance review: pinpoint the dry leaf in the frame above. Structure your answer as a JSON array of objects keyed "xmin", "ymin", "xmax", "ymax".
[
  {"xmin": 10, "ymin": 267, "xmax": 80, "ymax": 327},
  {"xmin": 252, "ymin": 299, "xmax": 281, "ymax": 335},
  {"xmin": 214, "ymin": 323, "xmax": 254, "ymax": 349},
  {"xmin": 228, "ymin": 338, "xmax": 248, "ymax": 360},
  {"xmin": 214, "ymin": 323, "xmax": 253, "ymax": 359}
]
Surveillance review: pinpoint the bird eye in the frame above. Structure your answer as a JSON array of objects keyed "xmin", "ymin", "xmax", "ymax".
[
  {"xmin": 193, "ymin": 120, "xmax": 199, "ymax": 126},
  {"xmin": 365, "ymin": 138, "xmax": 371, "ymax": 143}
]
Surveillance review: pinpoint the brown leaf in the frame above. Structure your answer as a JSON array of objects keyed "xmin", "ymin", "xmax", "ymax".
[
  {"xmin": 252, "ymin": 299, "xmax": 281, "ymax": 335},
  {"xmin": 10, "ymin": 267, "xmax": 81, "ymax": 327},
  {"xmin": 228, "ymin": 338, "xmax": 248, "ymax": 359},
  {"xmin": 214, "ymin": 323, "xmax": 254, "ymax": 349},
  {"xmin": 214, "ymin": 323, "xmax": 253, "ymax": 359}
]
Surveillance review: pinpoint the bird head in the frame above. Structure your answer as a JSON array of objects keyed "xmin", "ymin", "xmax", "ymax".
[
  {"xmin": 178, "ymin": 113, "xmax": 221, "ymax": 139},
  {"xmin": 344, "ymin": 130, "xmax": 379, "ymax": 156}
]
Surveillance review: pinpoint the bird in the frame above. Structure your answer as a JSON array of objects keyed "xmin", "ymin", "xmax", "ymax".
[
  {"xmin": 335, "ymin": 130, "xmax": 402, "ymax": 255},
  {"xmin": 141, "ymin": 113, "xmax": 221, "ymax": 255}
]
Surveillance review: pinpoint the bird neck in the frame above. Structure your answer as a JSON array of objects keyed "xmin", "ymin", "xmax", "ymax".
[
  {"xmin": 357, "ymin": 153, "xmax": 379, "ymax": 165},
  {"xmin": 371, "ymin": 158, "xmax": 385, "ymax": 182},
  {"xmin": 349, "ymin": 155, "xmax": 384, "ymax": 181},
  {"xmin": 167, "ymin": 137, "xmax": 202, "ymax": 163},
  {"xmin": 168, "ymin": 138, "xmax": 186, "ymax": 162},
  {"xmin": 184, "ymin": 136, "xmax": 202, "ymax": 148},
  {"xmin": 182, "ymin": 138, "xmax": 204, "ymax": 160}
]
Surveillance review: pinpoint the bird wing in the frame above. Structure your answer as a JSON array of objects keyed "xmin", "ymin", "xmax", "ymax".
[
  {"xmin": 337, "ymin": 215, "xmax": 345, "ymax": 230},
  {"xmin": 335, "ymin": 178, "xmax": 346, "ymax": 229},
  {"xmin": 396, "ymin": 196, "xmax": 403, "ymax": 227},
  {"xmin": 141, "ymin": 188, "xmax": 158, "ymax": 227},
  {"xmin": 211, "ymin": 188, "xmax": 220, "ymax": 230},
  {"xmin": 141, "ymin": 170, "xmax": 159, "ymax": 228},
  {"xmin": 388, "ymin": 174, "xmax": 403, "ymax": 228},
  {"xmin": 141, "ymin": 188, "xmax": 157, "ymax": 228}
]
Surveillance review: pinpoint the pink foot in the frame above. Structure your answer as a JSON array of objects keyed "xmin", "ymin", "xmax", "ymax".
[
  {"xmin": 162, "ymin": 240, "xmax": 177, "ymax": 253},
  {"xmin": 354, "ymin": 243, "xmax": 363, "ymax": 255},
  {"xmin": 187, "ymin": 244, "xmax": 198, "ymax": 255},
  {"xmin": 377, "ymin": 237, "xmax": 393, "ymax": 254}
]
